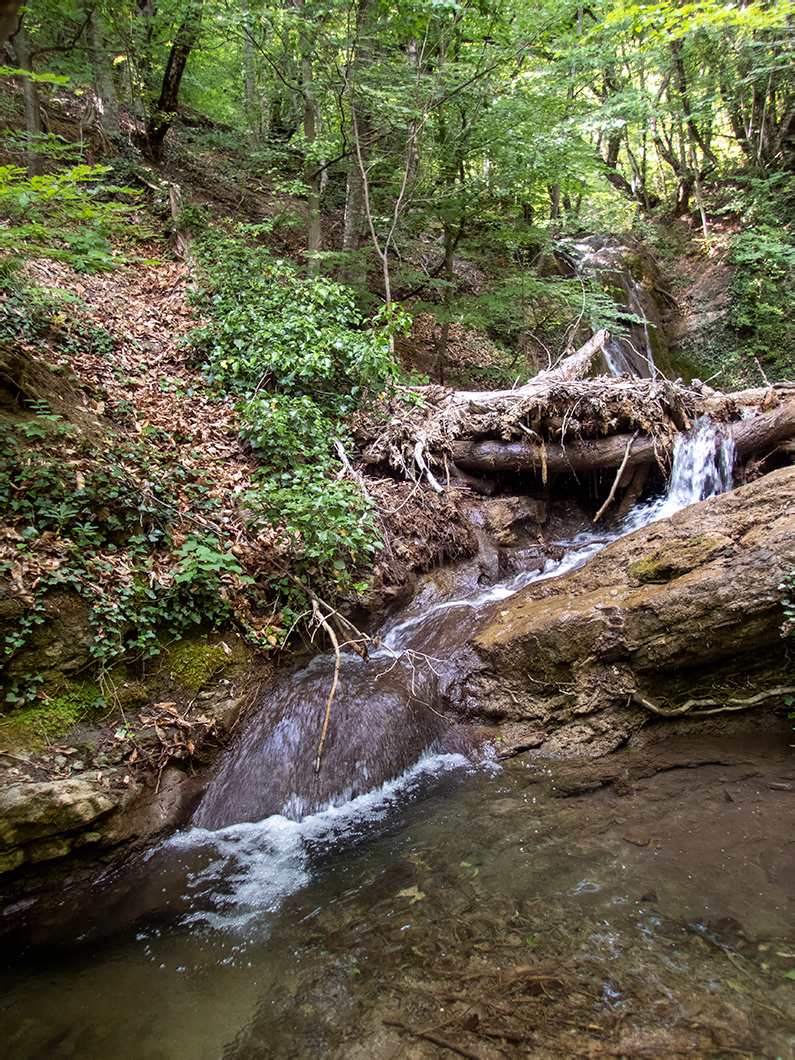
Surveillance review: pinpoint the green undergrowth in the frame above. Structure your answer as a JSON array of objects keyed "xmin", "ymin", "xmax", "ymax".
[
  {"xmin": 189, "ymin": 226, "xmax": 406, "ymax": 602},
  {"xmin": 682, "ymin": 174, "xmax": 795, "ymax": 387},
  {"xmin": 0, "ymin": 155, "xmax": 142, "ymax": 273},
  {"xmin": 0, "ymin": 282, "xmax": 264, "ymax": 711},
  {"xmin": 724, "ymin": 174, "xmax": 795, "ymax": 381},
  {"xmin": 1, "ymin": 226, "xmax": 411, "ymax": 715}
]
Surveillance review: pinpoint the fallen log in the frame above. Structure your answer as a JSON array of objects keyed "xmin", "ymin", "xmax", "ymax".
[
  {"xmin": 450, "ymin": 432, "xmax": 664, "ymax": 476},
  {"xmin": 732, "ymin": 400, "xmax": 795, "ymax": 457},
  {"xmin": 447, "ymin": 398, "xmax": 795, "ymax": 478},
  {"xmin": 359, "ymin": 331, "xmax": 795, "ymax": 490},
  {"xmin": 441, "ymin": 329, "xmax": 610, "ymax": 404}
]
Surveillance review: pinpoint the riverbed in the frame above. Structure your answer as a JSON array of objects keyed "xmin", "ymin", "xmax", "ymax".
[{"xmin": 1, "ymin": 723, "xmax": 792, "ymax": 1059}]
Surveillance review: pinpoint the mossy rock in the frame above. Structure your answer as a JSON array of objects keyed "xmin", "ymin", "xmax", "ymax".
[
  {"xmin": 627, "ymin": 536, "xmax": 729, "ymax": 584},
  {"xmin": 0, "ymin": 678, "xmax": 105, "ymax": 752},
  {"xmin": 164, "ymin": 635, "xmax": 248, "ymax": 693}
]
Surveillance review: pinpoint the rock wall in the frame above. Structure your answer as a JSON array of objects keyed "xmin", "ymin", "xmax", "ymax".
[{"xmin": 459, "ymin": 466, "xmax": 795, "ymax": 756}]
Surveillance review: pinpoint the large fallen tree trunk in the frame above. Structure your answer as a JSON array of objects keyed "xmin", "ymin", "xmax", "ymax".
[
  {"xmin": 449, "ymin": 432, "xmax": 661, "ymax": 476},
  {"xmin": 732, "ymin": 398, "xmax": 795, "ymax": 457},
  {"xmin": 357, "ymin": 329, "xmax": 795, "ymax": 492},
  {"xmin": 449, "ymin": 401, "xmax": 795, "ymax": 476}
]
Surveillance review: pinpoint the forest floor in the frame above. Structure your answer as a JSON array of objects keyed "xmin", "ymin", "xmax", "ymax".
[{"xmin": 0, "ymin": 94, "xmax": 484, "ymax": 884}]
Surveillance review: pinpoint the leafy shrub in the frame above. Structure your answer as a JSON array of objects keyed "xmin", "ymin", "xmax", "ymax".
[
  {"xmin": 189, "ymin": 229, "xmax": 401, "ymax": 603},
  {"xmin": 0, "ymin": 162, "xmax": 139, "ymax": 271},
  {"xmin": 191, "ymin": 232, "xmax": 398, "ymax": 417},
  {"xmin": 245, "ymin": 467, "xmax": 381, "ymax": 593},
  {"xmin": 239, "ymin": 394, "xmax": 341, "ymax": 474}
]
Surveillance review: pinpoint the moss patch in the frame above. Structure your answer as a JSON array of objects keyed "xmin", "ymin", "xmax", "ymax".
[
  {"xmin": 0, "ymin": 679, "xmax": 104, "ymax": 752},
  {"xmin": 166, "ymin": 638, "xmax": 235, "ymax": 693},
  {"xmin": 628, "ymin": 537, "xmax": 724, "ymax": 584}
]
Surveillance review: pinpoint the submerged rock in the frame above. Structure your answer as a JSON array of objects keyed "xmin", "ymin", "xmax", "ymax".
[{"xmin": 464, "ymin": 466, "xmax": 795, "ymax": 755}]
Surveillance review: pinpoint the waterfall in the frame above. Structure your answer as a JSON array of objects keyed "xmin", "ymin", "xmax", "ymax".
[
  {"xmin": 624, "ymin": 416, "xmax": 735, "ymax": 532},
  {"xmin": 193, "ymin": 417, "xmax": 736, "ymax": 833},
  {"xmin": 601, "ymin": 271, "xmax": 657, "ymax": 378},
  {"xmin": 568, "ymin": 237, "xmax": 664, "ymax": 379}
]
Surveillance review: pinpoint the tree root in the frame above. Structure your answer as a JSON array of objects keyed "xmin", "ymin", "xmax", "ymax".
[{"xmin": 632, "ymin": 685, "xmax": 795, "ymax": 717}]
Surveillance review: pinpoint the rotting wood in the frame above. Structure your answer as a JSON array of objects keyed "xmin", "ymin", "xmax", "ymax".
[{"xmin": 731, "ymin": 400, "xmax": 795, "ymax": 457}]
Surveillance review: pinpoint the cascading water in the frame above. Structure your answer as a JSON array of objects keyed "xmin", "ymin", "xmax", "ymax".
[
  {"xmin": 195, "ymin": 415, "xmax": 735, "ymax": 833},
  {"xmin": 2, "ymin": 418, "xmax": 791, "ymax": 1060},
  {"xmin": 567, "ymin": 237, "xmax": 666, "ymax": 379},
  {"xmin": 622, "ymin": 415, "xmax": 735, "ymax": 531}
]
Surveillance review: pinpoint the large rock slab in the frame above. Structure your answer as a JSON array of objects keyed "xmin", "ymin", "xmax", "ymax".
[{"xmin": 463, "ymin": 466, "xmax": 795, "ymax": 755}]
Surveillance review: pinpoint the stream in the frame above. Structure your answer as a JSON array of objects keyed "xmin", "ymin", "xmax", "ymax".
[{"xmin": 1, "ymin": 422, "xmax": 793, "ymax": 1059}]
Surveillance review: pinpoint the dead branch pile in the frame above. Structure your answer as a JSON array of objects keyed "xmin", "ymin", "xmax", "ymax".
[{"xmin": 355, "ymin": 330, "xmax": 795, "ymax": 497}]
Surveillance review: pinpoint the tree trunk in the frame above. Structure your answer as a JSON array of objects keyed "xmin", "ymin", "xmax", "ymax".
[
  {"xmin": 341, "ymin": 113, "xmax": 371, "ymax": 284},
  {"xmin": 87, "ymin": 11, "xmax": 120, "ymax": 138},
  {"xmin": 448, "ymin": 399, "xmax": 795, "ymax": 478},
  {"xmin": 301, "ymin": 50, "xmax": 322, "ymax": 272},
  {"xmin": 11, "ymin": 23, "xmax": 43, "ymax": 177},
  {"xmin": 241, "ymin": 0, "xmax": 261, "ymax": 141},
  {"xmin": 145, "ymin": 0, "xmax": 203, "ymax": 162},
  {"xmin": 449, "ymin": 433, "xmax": 662, "ymax": 476},
  {"xmin": 340, "ymin": 0, "xmax": 373, "ymax": 286}
]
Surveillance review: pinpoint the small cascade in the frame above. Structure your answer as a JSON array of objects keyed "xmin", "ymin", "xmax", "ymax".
[
  {"xmin": 193, "ymin": 417, "xmax": 736, "ymax": 833},
  {"xmin": 567, "ymin": 237, "xmax": 669, "ymax": 379},
  {"xmin": 601, "ymin": 270, "xmax": 657, "ymax": 378},
  {"xmin": 624, "ymin": 416, "xmax": 735, "ymax": 532},
  {"xmin": 192, "ymin": 650, "xmax": 464, "ymax": 830}
]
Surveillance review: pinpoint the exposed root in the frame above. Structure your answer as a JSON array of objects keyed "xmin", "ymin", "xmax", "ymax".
[{"xmin": 632, "ymin": 685, "xmax": 795, "ymax": 717}]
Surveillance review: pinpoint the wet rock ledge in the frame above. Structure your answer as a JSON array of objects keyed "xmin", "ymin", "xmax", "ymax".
[
  {"xmin": 462, "ymin": 465, "xmax": 795, "ymax": 756},
  {"xmin": 0, "ymin": 660, "xmax": 262, "ymax": 915}
]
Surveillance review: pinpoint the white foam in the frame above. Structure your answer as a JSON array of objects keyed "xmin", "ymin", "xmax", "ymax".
[{"xmin": 165, "ymin": 752, "xmax": 471, "ymax": 932}]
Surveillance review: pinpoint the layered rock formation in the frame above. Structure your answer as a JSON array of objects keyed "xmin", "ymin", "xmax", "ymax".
[{"xmin": 461, "ymin": 466, "xmax": 795, "ymax": 755}]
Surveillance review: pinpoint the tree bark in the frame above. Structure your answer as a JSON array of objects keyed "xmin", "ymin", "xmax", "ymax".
[
  {"xmin": 241, "ymin": 0, "xmax": 262, "ymax": 141},
  {"xmin": 340, "ymin": 0, "xmax": 373, "ymax": 286},
  {"xmin": 87, "ymin": 11, "xmax": 120, "ymax": 138},
  {"xmin": 11, "ymin": 22, "xmax": 44, "ymax": 177},
  {"xmin": 450, "ymin": 433, "xmax": 663, "ymax": 476},
  {"xmin": 145, "ymin": 0, "xmax": 203, "ymax": 162},
  {"xmin": 732, "ymin": 400, "xmax": 795, "ymax": 458}
]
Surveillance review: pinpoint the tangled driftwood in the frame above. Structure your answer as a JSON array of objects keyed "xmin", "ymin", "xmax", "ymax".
[{"xmin": 356, "ymin": 331, "xmax": 795, "ymax": 509}]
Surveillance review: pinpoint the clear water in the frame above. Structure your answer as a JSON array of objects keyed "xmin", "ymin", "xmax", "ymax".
[
  {"xmin": 1, "ymin": 739, "xmax": 792, "ymax": 1058},
  {"xmin": 3, "ymin": 421, "xmax": 789, "ymax": 1059}
]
